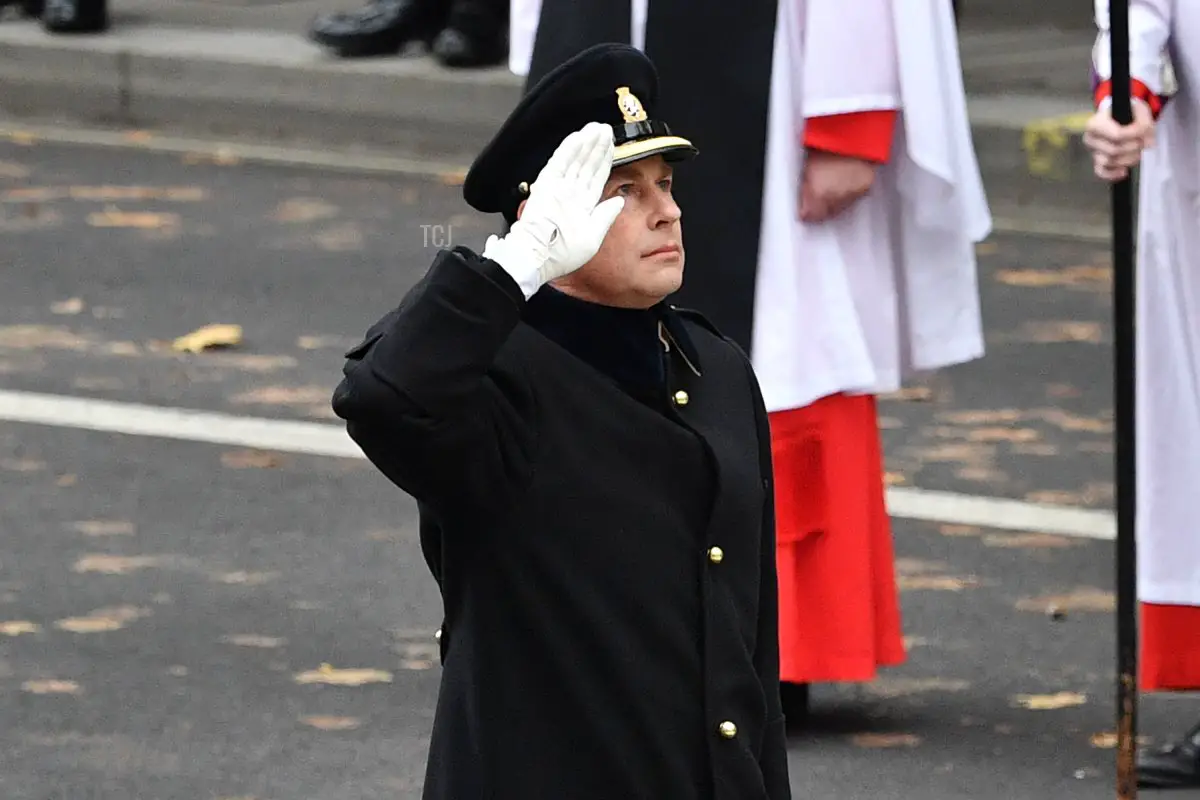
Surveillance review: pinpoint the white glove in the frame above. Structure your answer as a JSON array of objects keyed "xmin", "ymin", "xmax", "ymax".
[{"xmin": 483, "ymin": 121, "xmax": 626, "ymax": 299}]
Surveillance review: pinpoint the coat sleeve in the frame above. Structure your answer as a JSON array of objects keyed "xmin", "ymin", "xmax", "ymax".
[
  {"xmin": 331, "ymin": 246, "xmax": 538, "ymax": 516},
  {"xmin": 744, "ymin": 356, "xmax": 791, "ymax": 800},
  {"xmin": 1092, "ymin": 0, "xmax": 1173, "ymax": 116}
]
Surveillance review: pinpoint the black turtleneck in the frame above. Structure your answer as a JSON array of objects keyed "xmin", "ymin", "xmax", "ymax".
[{"xmin": 522, "ymin": 285, "xmax": 668, "ymax": 398}]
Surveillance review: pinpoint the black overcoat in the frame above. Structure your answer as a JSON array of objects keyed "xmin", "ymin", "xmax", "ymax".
[{"xmin": 332, "ymin": 247, "xmax": 790, "ymax": 799}]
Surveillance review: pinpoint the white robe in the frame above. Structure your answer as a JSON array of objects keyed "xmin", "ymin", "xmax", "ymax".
[
  {"xmin": 1094, "ymin": 0, "xmax": 1200, "ymax": 609},
  {"xmin": 509, "ymin": 0, "xmax": 990, "ymax": 413}
]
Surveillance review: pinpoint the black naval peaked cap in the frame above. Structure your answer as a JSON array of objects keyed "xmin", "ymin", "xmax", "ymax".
[{"xmin": 463, "ymin": 42, "xmax": 698, "ymax": 221}]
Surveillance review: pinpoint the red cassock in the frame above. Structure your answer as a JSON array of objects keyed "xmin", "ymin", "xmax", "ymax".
[{"xmin": 770, "ymin": 110, "xmax": 907, "ymax": 684}]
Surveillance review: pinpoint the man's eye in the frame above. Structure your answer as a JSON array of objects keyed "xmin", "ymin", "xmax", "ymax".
[
  {"xmin": 616, "ymin": 184, "xmax": 636, "ymax": 195},
  {"xmin": 658, "ymin": 180, "xmax": 672, "ymax": 191}
]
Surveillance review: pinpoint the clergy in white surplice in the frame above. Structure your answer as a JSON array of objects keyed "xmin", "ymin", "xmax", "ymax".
[
  {"xmin": 1087, "ymin": 0, "xmax": 1200, "ymax": 789},
  {"xmin": 510, "ymin": 0, "xmax": 990, "ymax": 717}
]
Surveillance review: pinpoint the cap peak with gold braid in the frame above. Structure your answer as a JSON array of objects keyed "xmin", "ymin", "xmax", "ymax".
[{"xmin": 463, "ymin": 43, "xmax": 698, "ymax": 222}]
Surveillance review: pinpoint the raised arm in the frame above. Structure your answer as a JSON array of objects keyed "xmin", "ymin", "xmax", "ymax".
[{"xmin": 332, "ymin": 122, "xmax": 624, "ymax": 512}]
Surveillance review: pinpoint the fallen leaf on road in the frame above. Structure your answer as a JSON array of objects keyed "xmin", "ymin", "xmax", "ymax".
[
  {"xmin": 2, "ymin": 459, "xmax": 46, "ymax": 472},
  {"xmin": 0, "ymin": 325, "xmax": 90, "ymax": 351},
  {"xmin": 0, "ymin": 159, "xmax": 31, "ymax": 179},
  {"xmin": 894, "ymin": 558, "xmax": 947, "ymax": 575},
  {"xmin": 911, "ymin": 443, "xmax": 994, "ymax": 464},
  {"xmin": 68, "ymin": 186, "xmax": 206, "ymax": 201},
  {"xmin": 314, "ymin": 223, "xmax": 364, "ymax": 252},
  {"xmin": 211, "ymin": 571, "xmax": 279, "ymax": 586},
  {"xmin": 69, "ymin": 520, "xmax": 135, "ymax": 537},
  {"xmin": 865, "ymin": 677, "xmax": 971, "ymax": 698},
  {"xmin": 851, "ymin": 733, "xmax": 923, "ymax": 748},
  {"xmin": 301, "ymin": 715, "xmax": 361, "ymax": 731},
  {"xmin": 982, "ymin": 533, "xmax": 1076, "ymax": 549},
  {"xmin": 898, "ymin": 575, "xmax": 979, "ymax": 591},
  {"xmin": 22, "ymin": 679, "xmax": 80, "ymax": 695},
  {"xmin": 1011, "ymin": 443, "xmax": 1060, "ymax": 456},
  {"xmin": 954, "ymin": 466, "xmax": 1008, "ymax": 483},
  {"xmin": 995, "ymin": 265, "xmax": 1110, "ymax": 289},
  {"xmin": 881, "ymin": 386, "xmax": 933, "ymax": 402},
  {"xmin": 56, "ymin": 474, "xmax": 78, "ymax": 487},
  {"xmin": 1037, "ymin": 409, "xmax": 1113, "ymax": 434},
  {"xmin": 87, "ymin": 209, "xmax": 180, "ymax": 230},
  {"xmin": 1016, "ymin": 588, "xmax": 1115, "ymax": 613},
  {"xmin": 230, "ymin": 386, "xmax": 331, "ymax": 407},
  {"xmin": 172, "ymin": 323, "xmax": 243, "ymax": 353},
  {"xmin": 1025, "ymin": 490, "xmax": 1083, "ymax": 506},
  {"xmin": 1046, "ymin": 383, "xmax": 1083, "ymax": 399},
  {"xmin": 54, "ymin": 606, "xmax": 149, "ymax": 633},
  {"xmin": 220, "ymin": 450, "xmax": 281, "ymax": 469},
  {"xmin": 902, "ymin": 635, "xmax": 929, "ymax": 649},
  {"xmin": 439, "ymin": 170, "xmax": 468, "ymax": 186},
  {"xmin": 883, "ymin": 472, "xmax": 906, "ymax": 486},
  {"xmin": 1014, "ymin": 692, "xmax": 1087, "ymax": 710},
  {"xmin": 1020, "ymin": 321, "xmax": 1105, "ymax": 344},
  {"xmin": 99, "ymin": 341, "xmax": 141, "ymax": 356},
  {"xmin": 878, "ymin": 416, "xmax": 904, "ymax": 429},
  {"xmin": 0, "ymin": 620, "xmax": 40, "ymax": 636},
  {"xmin": 50, "ymin": 297, "xmax": 84, "ymax": 315},
  {"xmin": 271, "ymin": 197, "xmax": 339, "ymax": 224},
  {"xmin": 222, "ymin": 634, "xmax": 286, "ymax": 649},
  {"xmin": 71, "ymin": 554, "xmax": 164, "ymax": 575},
  {"xmin": 294, "ymin": 663, "xmax": 393, "ymax": 686},
  {"xmin": 967, "ymin": 427, "xmax": 1040, "ymax": 443},
  {"xmin": 7, "ymin": 131, "xmax": 37, "ymax": 146},
  {"xmin": 1090, "ymin": 732, "xmax": 1151, "ymax": 749},
  {"xmin": 938, "ymin": 409, "xmax": 1025, "ymax": 425}
]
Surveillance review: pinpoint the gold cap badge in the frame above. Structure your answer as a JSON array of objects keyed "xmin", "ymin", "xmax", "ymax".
[{"xmin": 615, "ymin": 86, "xmax": 648, "ymax": 123}]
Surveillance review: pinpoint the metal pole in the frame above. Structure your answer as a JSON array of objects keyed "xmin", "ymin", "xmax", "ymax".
[{"xmin": 1107, "ymin": 1, "xmax": 1138, "ymax": 797}]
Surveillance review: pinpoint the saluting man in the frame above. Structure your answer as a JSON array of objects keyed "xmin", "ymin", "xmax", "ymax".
[
  {"xmin": 333, "ymin": 43, "xmax": 790, "ymax": 800},
  {"xmin": 509, "ymin": 0, "xmax": 991, "ymax": 716}
]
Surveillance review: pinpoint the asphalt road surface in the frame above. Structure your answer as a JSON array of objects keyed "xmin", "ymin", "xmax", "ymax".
[{"xmin": 1, "ymin": 135, "xmax": 1196, "ymax": 800}]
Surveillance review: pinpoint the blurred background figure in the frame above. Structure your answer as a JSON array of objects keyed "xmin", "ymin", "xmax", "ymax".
[
  {"xmin": 1, "ymin": 0, "xmax": 107, "ymax": 32},
  {"xmin": 511, "ymin": 0, "xmax": 989, "ymax": 722},
  {"xmin": 1086, "ymin": 0, "xmax": 1200, "ymax": 789},
  {"xmin": 309, "ymin": 0, "xmax": 506, "ymax": 66}
]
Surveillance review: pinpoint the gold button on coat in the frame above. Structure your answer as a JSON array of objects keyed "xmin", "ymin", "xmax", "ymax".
[
  {"xmin": 672, "ymin": 390, "xmax": 689, "ymax": 406},
  {"xmin": 707, "ymin": 546, "xmax": 724, "ymax": 564},
  {"xmin": 718, "ymin": 721, "xmax": 737, "ymax": 739}
]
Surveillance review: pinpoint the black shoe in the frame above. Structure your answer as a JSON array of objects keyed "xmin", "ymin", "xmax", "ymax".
[
  {"xmin": 780, "ymin": 682, "xmax": 810, "ymax": 730},
  {"xmin": 431, "ymin": 25, "xmax": 505, "ymax": 67},
  {"xmin": 1139, "ymin": 721, "xmax": 1200, "ymax": 788},
  {"xmin": 0, "ymin": 0, "xmax": 44, "ymax": 18},
  {"xmin": 40, "ymin": 0, "xmax": 106, "ymax": 32},
  {"xmin": 430, "ymin": 0, "xmax": 505, "ymax": 68},
  {"xmin": 309, "ymin": 0, "xmax": 447, "ymax": 58}
]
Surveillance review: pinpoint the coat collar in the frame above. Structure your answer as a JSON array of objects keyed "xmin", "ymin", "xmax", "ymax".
[{"xmin": 523, "ymin": 287, "xmax": 703, "ymax": 393}]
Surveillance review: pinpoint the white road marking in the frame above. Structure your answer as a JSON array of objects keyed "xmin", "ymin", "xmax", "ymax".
[{"xmin": 0, "ymin": 389, "xmax": 1117, "ymax": 541}]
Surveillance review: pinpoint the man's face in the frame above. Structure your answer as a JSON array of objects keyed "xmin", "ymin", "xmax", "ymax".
[{"xmin": 549, "ymin": 155, "xmax": 684, "ymax": 309}]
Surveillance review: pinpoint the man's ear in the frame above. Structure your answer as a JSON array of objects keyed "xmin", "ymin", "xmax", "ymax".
[{"xmin": 516, "ymin": 199, "xmax": 527, "ymax": 220}]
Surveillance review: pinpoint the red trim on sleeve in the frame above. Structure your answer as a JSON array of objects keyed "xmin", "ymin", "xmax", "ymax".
[
  {"xmin": 803, "ymin": 110, "xmax": 899, "ymax": 164},
  {"xmin": 1094, "ymin": 78, "xmax": 1165, "ymax": 118}
]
